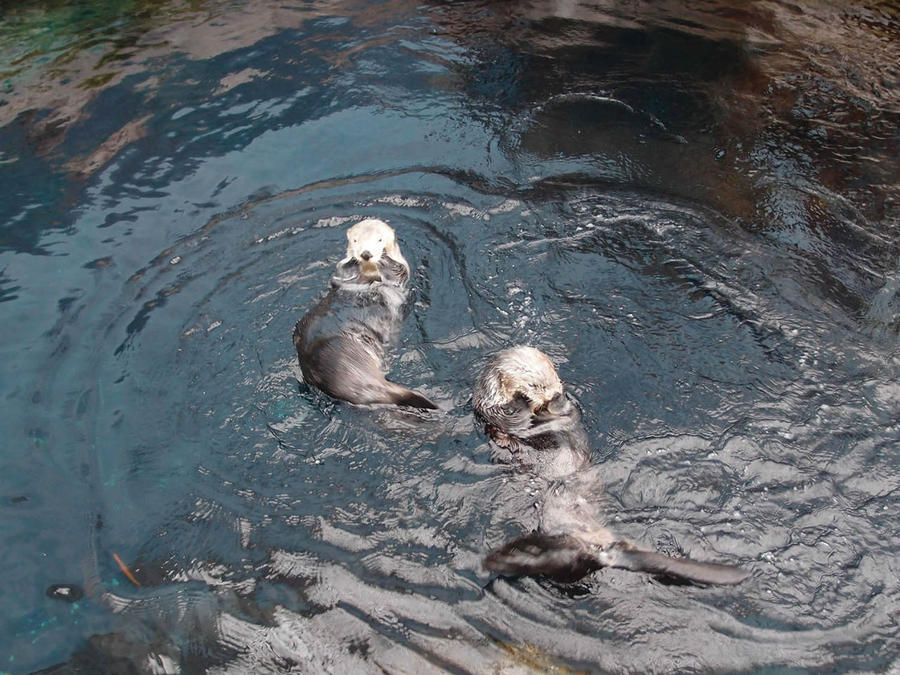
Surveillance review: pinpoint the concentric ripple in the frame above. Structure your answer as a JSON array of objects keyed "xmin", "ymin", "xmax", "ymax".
[
  {"xmin": 19, "ymin": 172, "xmax": 891, "ymax": 672},
  {"xmin": 2, "ymin": 0, "xmax": 898, "ymax": 672}
]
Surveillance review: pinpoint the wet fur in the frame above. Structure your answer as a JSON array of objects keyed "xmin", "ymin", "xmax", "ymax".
[
  {"xmin": 474, "ymin": 346, "xmax": 749, "ymax": 586},
  {"xmin": 293, "ymin": 220, "xmax": 437, "ymax": 409}
]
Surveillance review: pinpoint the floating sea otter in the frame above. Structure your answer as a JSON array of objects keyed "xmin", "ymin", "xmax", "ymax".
[
  {"xmin": 474, "ymin": 346, "xmax": 749, "ymax": 585},
  {"xmin": 293, "ymin": 219, "xmax": 437, "ymax": 409}
]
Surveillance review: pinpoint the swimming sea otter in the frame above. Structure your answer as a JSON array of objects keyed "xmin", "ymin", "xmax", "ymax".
[
  {"xmin": 293, "ymin": 219, "xmax": 437, "ymax": 409},
  {"xmin": 474, "ymin": 346, "xmax": 749, "ymax": 585}
]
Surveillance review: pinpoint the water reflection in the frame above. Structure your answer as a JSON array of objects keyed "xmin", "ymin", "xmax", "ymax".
[{"xmin": 1, "ymin": 0, "xmax": 898, "ymax": 672}]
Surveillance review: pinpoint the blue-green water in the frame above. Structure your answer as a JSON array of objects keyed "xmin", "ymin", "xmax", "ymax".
[{"xmin": 1, "ymin": 0, "xmax": 898, "ymax": 672}]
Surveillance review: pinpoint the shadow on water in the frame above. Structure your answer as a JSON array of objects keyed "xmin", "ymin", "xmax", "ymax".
[{"xmin": 0, "ymin": 0, "xmax": 898, "ymax": 672}]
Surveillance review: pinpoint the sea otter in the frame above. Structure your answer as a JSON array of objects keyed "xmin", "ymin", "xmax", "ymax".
[
  {"xmin": 474, "ymin": 346, "xmax": 749, "ymax": 585},
  {"xmin": 293, "ymin": 219, "xmax": 437, "ymax": 409}
]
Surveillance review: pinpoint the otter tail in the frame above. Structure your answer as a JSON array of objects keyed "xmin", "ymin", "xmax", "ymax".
[
  {"xmin": 295, "ymin": 331, "xmax": 438, "ymax": 409},
  {"xmin": 383, "ymin": 380, "xmax": 439, "ymax": 410},
  {"xmin": 485, "ymin": 533, "xmax": 749, "ymax": 586}
]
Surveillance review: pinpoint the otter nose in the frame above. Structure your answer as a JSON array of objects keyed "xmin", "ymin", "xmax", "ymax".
[{"xmin": 360, "ymin": 250, "xmax": 372, "ymax": 261}]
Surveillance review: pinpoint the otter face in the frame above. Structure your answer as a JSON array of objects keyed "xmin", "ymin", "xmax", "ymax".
[
  {"xmin": 474, "ymin": 346, "xmax": 565, "ymax": 417},
  {"xmin": 344, "ymin": 219, "xmax": 400, "ymax": 266}
]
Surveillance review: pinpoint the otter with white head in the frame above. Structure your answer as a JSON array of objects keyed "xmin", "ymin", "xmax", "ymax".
[
  {"xmin": 474, "ymin": 346, "xmax": 749, "ymax": 585},
  {"xmin": 292, "ymin": 219, "xmax": 437, "ymax": 409},
  {"xmin": 337, "ymin": 218, "xmax": 410, "ymax": 284}
]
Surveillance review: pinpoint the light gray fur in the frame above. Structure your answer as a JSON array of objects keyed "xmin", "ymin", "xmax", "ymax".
[{"xmin": 474, "ymin": 346, "xmax": 749, "ymax": 585}]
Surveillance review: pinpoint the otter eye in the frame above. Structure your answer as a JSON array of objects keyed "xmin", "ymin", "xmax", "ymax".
[{"xmin": 353, "ymin": 238, "xmax": 357, "ymax": 243}]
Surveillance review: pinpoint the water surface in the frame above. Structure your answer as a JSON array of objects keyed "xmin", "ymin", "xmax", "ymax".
[{"xmin": 1, "ymin": 0, "xmax": 898, "ymax": 672}]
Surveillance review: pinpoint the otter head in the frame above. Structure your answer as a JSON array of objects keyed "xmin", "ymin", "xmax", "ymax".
[
  {"xmin": 474, "ymin": 346, "xmax": 564, "ymax": 413},
  {"xmin": 344, "ymin": 218, "xmax": 404, "ymax": 266},
  {"xmin": 473, "ymin": 346, "xmax": 571, "ymax": 440},
  {"xmin": 336, "ymin": 219, "xmax": 410, "ymax": 284}
]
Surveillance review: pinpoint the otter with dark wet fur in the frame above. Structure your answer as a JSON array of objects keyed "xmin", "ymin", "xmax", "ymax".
[
  {"xmin": 293, "ymin": 219, "xmax": 437, "ymax": 409},
  {"xmin": 474, "ymin": 346, "xmax": 749, "ymax": 585}
]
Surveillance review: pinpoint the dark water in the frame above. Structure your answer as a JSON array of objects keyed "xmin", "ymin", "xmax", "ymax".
[{"xmin": 1, "ymin": 0, "xmax": 898, "ymax": 672}]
